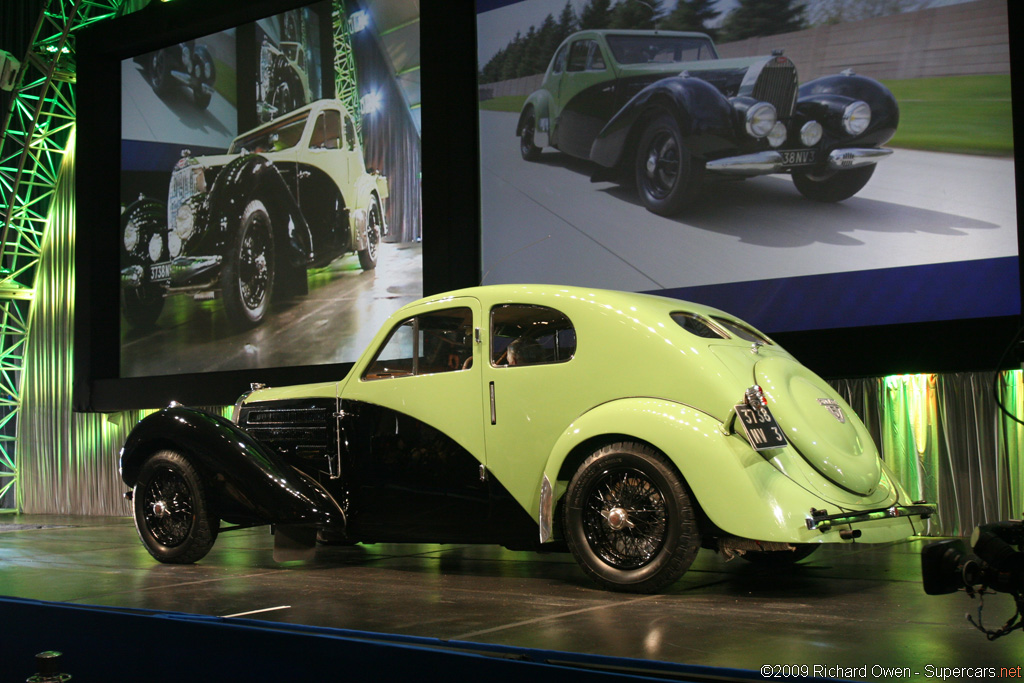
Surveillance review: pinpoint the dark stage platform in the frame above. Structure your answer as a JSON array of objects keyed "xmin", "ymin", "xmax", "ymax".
[{"xmin": 1, "ymin": 514, "xmax": 1020, "ymax": 681}]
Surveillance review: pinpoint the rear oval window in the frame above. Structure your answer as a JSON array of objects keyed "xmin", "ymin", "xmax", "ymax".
[
  {"xmin": 710, "ymin": 316, "xmax": 772, "ymax": 344},
  {"xmin": 671, "ymin": 312, "xmax": 725, "ymax": 339}
]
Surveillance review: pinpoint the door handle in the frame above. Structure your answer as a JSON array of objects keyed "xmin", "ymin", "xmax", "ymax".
[{"xmin": 489, "ymin": 381, "xmax": 496, "ymax": 425}]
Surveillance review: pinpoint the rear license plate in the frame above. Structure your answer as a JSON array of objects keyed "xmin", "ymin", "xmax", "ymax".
[
  {"xmin": 150, "ymin": 263, "xmax": 171, "ymax": 282},
  {"xmin": 735, "ymin": 403, "xmax": 788, "ymax": 451},
  {"xmin": 780, "ymin": 149, "xmax": 816, "ymax": 166}
]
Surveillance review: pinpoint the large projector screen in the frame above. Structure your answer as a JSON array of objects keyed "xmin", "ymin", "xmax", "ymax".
[{"xmin": 475, "ymin": 0, "xmax": 1021, "ymax": 376}]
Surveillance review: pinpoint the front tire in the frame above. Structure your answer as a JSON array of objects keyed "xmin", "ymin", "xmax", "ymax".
[
  {"xmin": 792, "ymin": 164, "xmax": 875, "ymax": 202},
  {"xmin": 357, "ymin": 196, "xmax": 382, "ymax": 271},
  {"xmin": 133, "ymin": 450, "xmax": 218, "ymax": 564},
  {"xmin": 192, "ymin": 86, "xmax": 212, "ymax": 110},
  {"xmin": 634, "ymin": 113, "xmax": 700, "ymax": 216},
  {"xmin": 121, "ymin": 284, "xmax": 165, "ymax": 330},
  {"xmin": 221, "ymin": 199, "xmax": 275, "ymax": 328},
  {"xmin": 564, "ymin": 442, "xmax": 701, "ymax": 593}
]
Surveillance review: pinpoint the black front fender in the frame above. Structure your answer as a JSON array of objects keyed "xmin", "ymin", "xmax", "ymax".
[
  {"xmin": 590, "ymin": 76, "xmax": 734, "ymax": 170},
  {"xmin": 798, "ymin": 73, "xmax": 899, "ymax": 147},
  {"xmin": 199, "ymin": 154, "xmax": 314, "ymax": 268},
  {"xmin": 120, "ymin": 406, "xmax": 344, "ymax": 529}
]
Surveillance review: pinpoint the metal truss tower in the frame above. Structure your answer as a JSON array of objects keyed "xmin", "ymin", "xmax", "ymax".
[
  {"xmin": 0, "ymin": 0, "xmax": 122, "ymax": 510},
  {"xmin": 332, "ymin": 2, "xmax": 362, "ymax": 145}
]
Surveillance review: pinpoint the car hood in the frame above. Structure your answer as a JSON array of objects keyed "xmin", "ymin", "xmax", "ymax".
[
  {"xmin": 615, "ymin": 55, "xmax": 771, "ymax": 97},
  {"xmin": 754, "ymin": 356, "xmax": 881, "ymax": 496},
  {"xmin": 187, "ymin": 152, "xmax": 244, "ymax": 169}
]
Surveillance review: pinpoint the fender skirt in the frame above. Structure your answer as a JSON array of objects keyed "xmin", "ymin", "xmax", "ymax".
[{"xmin": 120, "ymin": 406, "xmax": 345, "ymax": 532}]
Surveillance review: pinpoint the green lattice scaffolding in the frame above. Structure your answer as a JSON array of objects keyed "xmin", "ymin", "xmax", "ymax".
[
  {"xmin": 0, "ymin": 0, "xmax": 123, "ymax": 510},
  {"xmin": 333, "ymin": 3, "xmax": 362, "ymax": 145}
]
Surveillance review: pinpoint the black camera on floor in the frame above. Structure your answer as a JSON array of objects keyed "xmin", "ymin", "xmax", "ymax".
[
  {"xmin": 921, "ymin": 520, "xmax": 1023, "ymax": 639},
  {"xmin": 922, "ymin": 521, "xmax": 1023, "ymax": 595}
]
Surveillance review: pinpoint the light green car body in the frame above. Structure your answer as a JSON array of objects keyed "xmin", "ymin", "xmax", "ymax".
[{"xmin": 243, "ymin": 285, "xmax": 928, "ymax": 550}]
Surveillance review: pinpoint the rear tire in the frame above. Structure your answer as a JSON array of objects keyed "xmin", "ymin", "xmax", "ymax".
[
  {"xmin": 520, "ymin": 110, "xmax": 541, "ymax": 161},
  {"xmin": 564, "ymin": 442, "xmax": 700, "ymax": 593},
  {"xmin": 133, "ymin": 450, "xmax": 218, "ymax": 564},
  {"xmin": 357, "ymin": 196, "xmax": 382, "ymax": 271}
]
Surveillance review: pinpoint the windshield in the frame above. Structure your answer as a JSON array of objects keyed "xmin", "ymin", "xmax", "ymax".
[
  {"xmin": 605, "ymin": 35, "xmax": 717, "ymax": 65},
  {"xmin": 229, "ymin": 111, "xmax": 309, "ymax": 154}
]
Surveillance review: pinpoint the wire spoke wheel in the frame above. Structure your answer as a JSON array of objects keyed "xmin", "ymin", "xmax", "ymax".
[
  {"xmin": 133, "ymin": 450, "xmax": 218, "ymax": 564},
  {"xmin": 582, "ymin": 468, "xmax": 668, "ymax": 570},
  {"xmin": 238, "ymin": 216, "xmax": 272, "ymax": 312},
  {"xmin": 222, "ymin": 199, "xmax": 275, "ymax": 328},
  {"xmin": 142, "ymin": 466, "xmax": 196, "ymax": 547},
  {"xmin": 358, "ymin": 196, "xmax": 382, "ymax": 270},
  {"xmin": 565, "ymin": 442, "xmax": 700, "ymax": 593}
]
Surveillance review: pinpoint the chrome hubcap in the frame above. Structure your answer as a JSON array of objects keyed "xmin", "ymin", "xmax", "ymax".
[
  {"xmin": 602, "ymin": 506, "xmax": 633, "ymax": 531},
  {"xmin": 152, "ymin": 500, "xmax": 169, "ymax": 519}
]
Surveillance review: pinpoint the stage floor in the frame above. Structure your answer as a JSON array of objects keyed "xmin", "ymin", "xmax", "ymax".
[{"xmin": 1, "ymin": 514, "xmax": 1019, "ymax": 681}]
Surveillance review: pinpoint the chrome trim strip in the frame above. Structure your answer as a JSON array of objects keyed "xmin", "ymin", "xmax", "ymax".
[
  {"xmin": 539, "ymin": 474, "xmax": 553, "ymax": 543},
  {"xmin": 705, "ymin": 151, "xmax": 783, "ymax": 175},
  {"xmin": 828, "ymin": 147, "xmax": 893, "ymax": 169},
  {"xmin": 166, "ymin": 255, "xmax": 222, "ymax": 288},
  {"xmin": 806, "ymin": 504, "xmax": 934, "ymax": 532}
]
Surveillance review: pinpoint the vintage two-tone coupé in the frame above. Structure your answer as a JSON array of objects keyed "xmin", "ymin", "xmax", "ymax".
[
  {"xmin": 120, "ymin": 98, "xmax": 388, "ymax": 330},
  {"xmin": 120, "ymin": 285, "xmax": 932, "ymax": 593},
  {"xmin": 517, "ymin": 30, "xmax": 898, "ymax": 215}
]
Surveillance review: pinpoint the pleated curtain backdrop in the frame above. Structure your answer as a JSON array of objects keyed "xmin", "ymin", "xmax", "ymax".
[{"xmin": 830, "ymin": 371, "xmax": 1023, "ymax": 537}]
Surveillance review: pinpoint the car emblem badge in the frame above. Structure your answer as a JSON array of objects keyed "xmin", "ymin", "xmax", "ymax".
[{"xmin": 817, "ymin": 398, "xmax": 845, "ymax": 423}]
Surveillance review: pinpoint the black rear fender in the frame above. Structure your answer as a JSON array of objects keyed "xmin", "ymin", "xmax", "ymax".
[{"xmin": 121, "ymin": 406, "xmax": 344, "ymax": 529}]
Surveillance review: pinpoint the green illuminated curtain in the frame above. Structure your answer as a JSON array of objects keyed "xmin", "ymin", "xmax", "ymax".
[
  {"xmin": 832, "ymin": 371, "xmax": 1024, "ymax": 537},
  {"xmin": 15, "ymin": 131, "xmax": 143, "ymax": 516}
]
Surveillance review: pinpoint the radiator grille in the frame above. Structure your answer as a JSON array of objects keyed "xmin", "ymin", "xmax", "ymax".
[
  {"xmin": 752, "ymin": 59, "xmax": 797, "ymax": 119},
  {"xmin": 241, "ymin": 406, "xmax": 331, "ymax": 459},
  {"xmin": 167, "ymin": 164, "xmax": 202, "ymax": 239}
]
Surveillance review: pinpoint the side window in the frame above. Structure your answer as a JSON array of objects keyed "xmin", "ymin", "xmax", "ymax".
[
  {"xmin": 344, "ymin": 115, "xmax": 356, "ymax": 151},
  {"xmin": 551, "ymin": 44, "xmax": 568, "ymax": 74},
  {"xmin": 491, "ymin": 304, "xmax": 576, "ymax": 367},
  {"xmin": 587, "ymin": 42, "xmax": 606, "ymax": 70},
  {"xmin": 309, "ymin": 110, "xmax": 341, "ymax": 149},
  {"xmin": 567, "ymin": 40, "xmax": 589, "ymax": 72},
  {"xmin": 363, "ymin": 307, "xmax": 475, "ymax": 380}
]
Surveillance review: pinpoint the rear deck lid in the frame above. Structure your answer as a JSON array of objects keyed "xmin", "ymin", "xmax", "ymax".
[{"xmin": 755, "ymin": 356, "xmax": 880, "ymax": 496}]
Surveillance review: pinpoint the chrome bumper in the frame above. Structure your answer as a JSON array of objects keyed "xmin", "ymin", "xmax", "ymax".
[
  {"xmin": 806, "ymin": 503, "xmax": 934, "ymax": 533},
  {"xmin": 705, "ymin": 147, "xmax": 893, "ymax": 176}
]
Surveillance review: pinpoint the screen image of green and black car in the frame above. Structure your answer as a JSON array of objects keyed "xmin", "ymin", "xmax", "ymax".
[
  {"xmin": 119, "ymin": 0, "xmax": 423, "ymax": 379},
  {"xmin": 476, "ymin": 0, "xmax": 1020, "ymax": 377}
]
